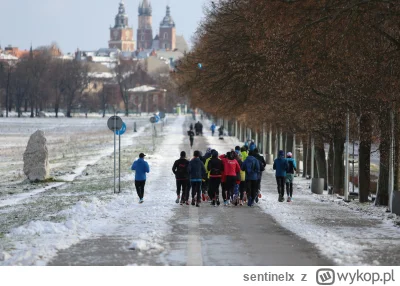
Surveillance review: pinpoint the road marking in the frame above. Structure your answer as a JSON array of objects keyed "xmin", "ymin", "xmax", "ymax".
[{"xmin": 187, "ymin": 205, "xmax": 203, "ymax": 266}]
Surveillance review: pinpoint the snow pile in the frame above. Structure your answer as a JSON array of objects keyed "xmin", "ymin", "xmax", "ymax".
[
  {"xmin": 129, "ymin": 240, "xmax": 164, "ymax": 252},
  {"xmin": 128, "ymin": 85, "xmax": 156, "ymax": 93},
  {"xmin": 38, "ymin": 111, "xmax": 65, "ymax": 118},
  {"xmin": 1, "ymin": 111, "xmax": 32, "ymax": 117},
  {"xmin": 88, "ymin": 72, "xmax": 115, "ymax": 79}
]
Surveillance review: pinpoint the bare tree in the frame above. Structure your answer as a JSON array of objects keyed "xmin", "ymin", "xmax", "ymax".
[{"xmin": 62, "ymin": 60, "xmax": 89, "ymax": 118}]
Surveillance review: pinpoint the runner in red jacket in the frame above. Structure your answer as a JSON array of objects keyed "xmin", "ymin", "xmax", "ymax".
[{"xmin": 222, "ymin": 151, "xmax": 240, "ymax": 206}]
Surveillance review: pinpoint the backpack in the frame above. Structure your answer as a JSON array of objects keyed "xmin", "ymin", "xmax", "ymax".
[{"xmin": 209, "ymin": 160, "xmax": 222, "ymax": 176}]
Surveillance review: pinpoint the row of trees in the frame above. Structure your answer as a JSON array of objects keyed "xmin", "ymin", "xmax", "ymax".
[
  {"xmin": 173, "ymin": 0, "xmax": 400, "ymax": 206},
  {"xmin": 0, "ymin": 48, "xmax": 91, "ymax": 117},
  {"xmin": 0, "ymin": 46, "xmax": 168, "ymax": 118}
]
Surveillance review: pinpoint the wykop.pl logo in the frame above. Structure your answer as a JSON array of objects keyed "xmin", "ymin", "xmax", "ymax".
[{"xmin": 316, "ymin": 269, "xmax": 335, "ymax": 285}]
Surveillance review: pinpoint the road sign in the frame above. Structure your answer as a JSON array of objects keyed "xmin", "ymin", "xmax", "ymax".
[
  {"xmin": 107, "ymin": 116, "xmax": 123, "ymax": 131},
  {"xmin": 159, "ymin": 112, "xmax": 165, "ymax": 119},
  {"xmin": 115, "ymin": 122, "xmax": 126, "ymax": 135},
  {"xmin": 155, "ymin": 115, "xmax": 160, "ymax": 123},
  {"xmin": 150, "ymin": 117, "xmax": 156, "ymax": 123}
]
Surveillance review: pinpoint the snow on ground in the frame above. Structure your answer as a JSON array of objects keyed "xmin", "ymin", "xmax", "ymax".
[
  {"xmin": 205, "ymin": 131, "xmax": 400, "ymax": 266},
  {"xmin": 0, "ymin": 115, "xmax": 185, "ymax": 266}
]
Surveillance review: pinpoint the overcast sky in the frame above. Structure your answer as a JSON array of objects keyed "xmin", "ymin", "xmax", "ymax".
[{"xmin": 0, "ymin": 0, "xmax": 208, "ymax": 54}]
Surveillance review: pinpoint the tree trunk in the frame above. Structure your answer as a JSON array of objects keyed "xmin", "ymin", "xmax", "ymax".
[
  {"xmin": 315, "ymin": 138, "xmax": 327, "ymax": 190},
  {"xmin": 377, "ymin": 109, "xmax": 390, "ymax": 206},
  {"xmin": 30, "ymin": 99, "xmax": 34, "ymax": 118},
  {"xmin": 333, "ymin": 131, "xmax": 345, "ymax": 195},
  {"xmin": 302, "ymin": 136, "xmax": 308, "ymax": 178},
  {"xmin": 5, "ymin": 69, "xmax": 10, "ymax": 118},
  {"xmin": 24, "ymin": 99, "xmax": 28, "ymax": 112},
  {"xmin": 395, "ymin": 109, "xmax": 400, "ymax": 193},
  {"xmin": 359, "ymin": 113, "xmax": 372, "ymax": 203},
  {"xmin": 55, "ymin": 104, "xmax": 59, "ymax": 118},
  {"xmin": 306, "ymin": 135, "xmax": 312, "ymax": 177},
  {"xmin": 286, "ymin": 134, "xmax": 294, "ymax": 155},
  {"xmin": 328, "ymin": 141, "xmax": 334, "ymax": 189}
]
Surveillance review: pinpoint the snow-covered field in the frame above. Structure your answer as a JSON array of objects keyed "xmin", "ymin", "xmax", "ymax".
[{"xmin": 0, "ymin": 115, "xmax": 182, "ymax": 265}]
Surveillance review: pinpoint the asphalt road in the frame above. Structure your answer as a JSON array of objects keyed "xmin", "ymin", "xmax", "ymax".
[{"xmin": 48, "ymin": 117, "xmax": 332, "ymax": 266}]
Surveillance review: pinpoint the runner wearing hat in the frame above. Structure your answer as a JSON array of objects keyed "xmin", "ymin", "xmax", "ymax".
[
  {"xmin": 172, "ymin": 151, "xmax": 190, "ymax": 205},
  {"xmin": 273, "ymin": 150, "xmax": 289, "ymax": 202},
  {"xmin": 131, "ymin": 153, "xmax": 150, "ymax": 203}
]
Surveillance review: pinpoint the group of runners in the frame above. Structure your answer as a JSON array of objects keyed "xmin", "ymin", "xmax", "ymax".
[
  {"xmin": 172, "ymin": 145, "xmax": 265, "ymax": 207},
  {"xmin": 131, "ymin": 122, "xmax": 297, "ymax": 206},
  {"xmin": 171, "ymin": 145, "xmax": 297, "ymax": 207}
]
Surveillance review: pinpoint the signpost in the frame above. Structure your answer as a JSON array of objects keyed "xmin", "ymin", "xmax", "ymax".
[
  {"xmin": 107, "ymin": 116, "xmax": 123, "ymax": 194},
  {"xmin": 150, "ymin": 116, "xmax": 156, "ymax": 150},
  {"xmin": 115, "ymin": 122, "xmax": 126, "ymax": 193}
]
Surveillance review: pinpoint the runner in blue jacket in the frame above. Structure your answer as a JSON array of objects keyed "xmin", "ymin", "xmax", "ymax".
[
  {"xmin": 188, "ymin": 150, "xmax": 206, "ymax": 207},
  {"xmin": 273, "ymin": 150, "xmax": 288, "ymax": 202},
  {"xmin": 131, "ymin": 153, "xmax": 150, "ymax": 203},
  {"xmin": 241, "ymin": 153, "xmax": 260, "ymax": 207}
]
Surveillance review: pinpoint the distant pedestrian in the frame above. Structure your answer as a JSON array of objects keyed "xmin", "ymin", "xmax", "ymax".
[
  {"xmin": 131, "ymin": 153, "xmax": 150, "ymax": 203},
  {"xmin": 249, "ymin": 140, "xmax": 256, "ymax": 152},
  {"xmin": 188, "ymin": 150, "xmax": 207, "ymax": 207},
  {"xmin": 172, "ymin": 151, "xmax": 189, "ymax": 205},
  {"xmin": 285, "ymin": 152, "xmax": 297, "ymax": 202},
  {"xmin": 211, "ymin": 123, "xmax": 216, "ymax": 136},
  {"xmin": 218, "ymin": 126, "xmax": 224, "ymax": 139},
  {"xmin": 273, "ymin": 150, "xmax": 289, "ymax": 202},
  {"xmin": 187, "ymin": 129, "xmax": 195, "ymax": 148},
  {"xmin": 190, "ymin": 123, "xmax": 193, "ymax": 131}
]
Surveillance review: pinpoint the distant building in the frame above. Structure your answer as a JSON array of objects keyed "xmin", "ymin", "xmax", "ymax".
[
  {"xmin": 108, "ymin": 1, "xmax": 135, "ymax": 51},
  {"xmin": 137, "ymin": 0, "xmax": 153, "ymax": 50}
]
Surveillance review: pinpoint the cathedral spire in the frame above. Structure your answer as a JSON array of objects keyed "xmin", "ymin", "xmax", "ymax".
[
  {"xmin": 160, "ymin": 5, "xmax": 175, "ymax": 28},
  {"xmin": 114, "ymin": 1, "xmax": 128, "ymax": 28},
  {"xmin": 139, "ymin": 0, "xmax": 152, "ymax": 16}
]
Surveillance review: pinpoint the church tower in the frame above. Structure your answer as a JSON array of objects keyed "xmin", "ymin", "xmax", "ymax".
[
  {"xmin": 137, "ymin": 0, "xmax": 153, "ymax": 50},
  {"xmin": 159, "ymin": 6, "xmax": 176, "ymax": 50},
  {"xmin": 109, "ymin": 1, "xmax": 135, "ymax": 51}
]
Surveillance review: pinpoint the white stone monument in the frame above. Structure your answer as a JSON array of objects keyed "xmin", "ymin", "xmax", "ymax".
[{"xmin": 23, "ymin": 130, "xmax": 50, "ymax": 182}]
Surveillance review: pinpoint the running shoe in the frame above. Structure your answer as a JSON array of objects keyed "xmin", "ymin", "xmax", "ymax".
[{"xmin": 175, "ymin": 196, "xmax": 180, "ymax": 204}]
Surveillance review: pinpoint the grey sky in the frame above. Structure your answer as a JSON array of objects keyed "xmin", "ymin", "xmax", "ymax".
[{"xmin": 0, "ymin": 0, "xmax": 209, "ymax": 54}]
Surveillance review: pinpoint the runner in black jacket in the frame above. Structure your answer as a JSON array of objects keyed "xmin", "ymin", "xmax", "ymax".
[
  {"xmin": 172, "ymin": 151, "xmax": 190, "ymax": 205},
  {"xmin": 252, "ymin": 148, "xmax": 266, "ymax": 202},
  {"xmin": 206, "ymin": 151, "xmax": 225, "ymax": 206}
]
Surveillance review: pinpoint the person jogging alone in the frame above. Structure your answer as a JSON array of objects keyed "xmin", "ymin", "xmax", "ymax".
[
  {"xmin": 187, "ymin": 129, "xmax": 195, "ymax": 148},
  {"xmin": 172, "ymin": 151, "xmax": 190, "ymax": 205},
  {"xmin": 285, "ymin": 152, "xmax": 297, "ymax": 202},
  {"xmin": 273, "ymin": 150, "xmax": 289, "ymax": 202},
  {"xmin": 188, "ymin": 150, "xmax": 206, "ymax": 207},
  {"xmin": 131, "ymin": 153, "xmax": 150, "ymax": 203}
]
